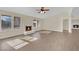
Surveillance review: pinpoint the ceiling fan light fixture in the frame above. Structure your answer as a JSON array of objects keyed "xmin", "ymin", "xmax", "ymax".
[
  {"xmin": 40, "ymin": 11, "xmax": 45, "ymax": 13},
  {"xmin": 36, "ymin": 7, "xmax": 49, "ymax": 14}
]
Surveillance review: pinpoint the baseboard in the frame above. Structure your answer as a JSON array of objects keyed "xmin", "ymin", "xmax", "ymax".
[
  {"xmin": 40, "ymin": 30, "xmax": 63, "ymax": 32},
  {"xmin": 0, "ymin": 34, "xmax": 24, "ymax": 40}
]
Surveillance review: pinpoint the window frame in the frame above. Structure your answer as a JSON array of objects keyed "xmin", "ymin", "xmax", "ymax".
[
  {"xmin": 14, "ymin": 16, "xmax": 21, "ymax": 28},
  {"xmin": 1, "ymin": 15, "xmax": 12, "ymax": 30}
]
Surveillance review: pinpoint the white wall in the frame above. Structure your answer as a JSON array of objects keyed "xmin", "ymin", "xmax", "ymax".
[{"xmin": 42, "ymin": 16, "xmax": 63, "ymax": 32}]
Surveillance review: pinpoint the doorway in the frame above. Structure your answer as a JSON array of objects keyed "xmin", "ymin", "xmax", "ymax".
[{"xmin": 63, "ymin": 19, "xmax": 69, "ymax": 32}]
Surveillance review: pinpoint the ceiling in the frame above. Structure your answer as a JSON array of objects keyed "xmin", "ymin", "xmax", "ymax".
[{"xmin": 0, "ymin": 7, "xmax": 74, "ymax": 19}]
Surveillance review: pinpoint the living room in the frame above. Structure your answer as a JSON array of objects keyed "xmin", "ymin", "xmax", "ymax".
[{"xmin": 0, "ymin": 7, "xmax": 79, "ymax": 51}]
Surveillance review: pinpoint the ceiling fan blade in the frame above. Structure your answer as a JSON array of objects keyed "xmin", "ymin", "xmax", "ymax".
[{"xmin": 44, "ymin": 9, "xmax": 50, "ymax": 11}]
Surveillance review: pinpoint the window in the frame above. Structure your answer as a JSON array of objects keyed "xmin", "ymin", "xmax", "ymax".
[
  {"xmin": 14, "ymin": 16, "xmax": 20, "ymax": 28},
  {"xmin": 33, "ymin": 20, "xmax": 38, "ymax": 27},
  {"xmin": 1, "ymin": 15, "xmax": 11, "ymax": 29}
]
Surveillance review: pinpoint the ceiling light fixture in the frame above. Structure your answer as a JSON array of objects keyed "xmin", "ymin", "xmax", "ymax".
[{"xmin": 36, "ymin": 7, "xmax": 49, "ymax": 14}]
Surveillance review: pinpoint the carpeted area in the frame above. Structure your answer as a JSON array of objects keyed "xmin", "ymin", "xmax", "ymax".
[
  {"xmin": 6, "ymin": 36, "xmax": 38, "ymax": 50},
  {"xmin": 6, "ymin": 39, "xmax": 29, "ymax": 49}
]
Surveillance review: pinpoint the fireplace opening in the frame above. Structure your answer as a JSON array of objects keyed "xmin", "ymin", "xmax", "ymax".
[
  {"xmin": 73, "ymin": 25, "xmax": 79, "ymax": 28},
  {"xmin": 25, "ymin": 26, "xmax": 32, "ymax": 31}
]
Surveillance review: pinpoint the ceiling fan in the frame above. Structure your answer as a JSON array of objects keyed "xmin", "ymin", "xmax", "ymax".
[{"xmin": 36, "ymin": 7, "xmax": 49, "ymax": 13}]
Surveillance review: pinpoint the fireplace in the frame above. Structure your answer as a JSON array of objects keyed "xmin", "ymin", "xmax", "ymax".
[
  {"xmin": 25, "ymin": 26, "xmax": 32, "ymax": 31},
  {"xmin": 73, "ymin": 25, "xmax": 79, "ymax": 28}
]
